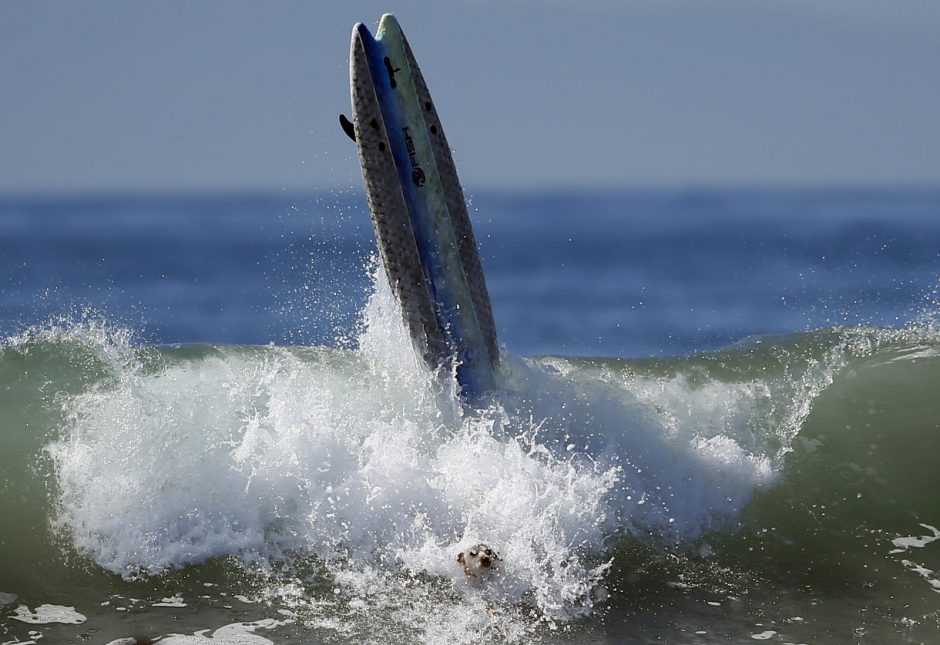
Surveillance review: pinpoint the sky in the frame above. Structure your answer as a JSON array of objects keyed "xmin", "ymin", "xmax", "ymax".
[{"xmin": 1, "ymin": 0, "xmax": 939, "ymax": 194}]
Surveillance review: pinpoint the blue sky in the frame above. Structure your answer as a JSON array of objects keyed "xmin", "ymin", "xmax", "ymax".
[{"xmin": 2, "ymin": 1, "xmax": 938, "ymax": 194}]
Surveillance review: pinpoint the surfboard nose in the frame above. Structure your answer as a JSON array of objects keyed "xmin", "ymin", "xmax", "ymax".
[
  {"xmin": 377, "ymin": 13, "xmax": 400, "ymax": 35},
  {"xmin": 352, "ymin": 22, "xmax": 374, "ymax": 45}
]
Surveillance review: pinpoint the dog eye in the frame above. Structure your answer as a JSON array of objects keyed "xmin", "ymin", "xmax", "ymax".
[
  {"xmin": 469, "ymin": 548, "xmax": 478, "ymax": 556},
  {"xmin": 483, "ymin": 549, "xmax": 492, "ymax": 556}
]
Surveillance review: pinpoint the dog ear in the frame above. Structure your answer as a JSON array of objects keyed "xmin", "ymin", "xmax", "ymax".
[{"xmin": 457, "ymin": 552, "xmax": 464, "ymax": 563}]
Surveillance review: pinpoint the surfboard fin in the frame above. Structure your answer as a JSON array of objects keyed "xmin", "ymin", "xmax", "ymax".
[{"xmin": 339, "ymin": 114, "xmax": 356, "ymax": 142}]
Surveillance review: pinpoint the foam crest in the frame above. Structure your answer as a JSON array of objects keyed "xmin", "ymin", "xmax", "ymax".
[
  {"xmin": 492, "ymin": 357, "xmax": 781, "ymax": 542},
  {"xmin": 2, "ymin": 310, "xmax": 137, "ymax": 373}
]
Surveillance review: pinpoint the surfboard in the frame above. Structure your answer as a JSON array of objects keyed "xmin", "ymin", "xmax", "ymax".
[{"xmin": 343, "ymin": 14, "xmax": 499, "ymax": 399}]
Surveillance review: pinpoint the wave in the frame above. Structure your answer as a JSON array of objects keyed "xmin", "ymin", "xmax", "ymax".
[{"xmin": 2, "ymin": 274, "xmax": 940, "ymax": 641}]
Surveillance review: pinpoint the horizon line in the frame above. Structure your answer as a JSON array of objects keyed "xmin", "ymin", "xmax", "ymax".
[{"xmin": 3, "ymin": 182, "xmax": 940, "ymax": 203}]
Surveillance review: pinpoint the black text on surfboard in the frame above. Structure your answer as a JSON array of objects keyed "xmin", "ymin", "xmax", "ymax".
[{"xmin": 401, "ymin": 127, "xmax": 425, "ymax": 187}]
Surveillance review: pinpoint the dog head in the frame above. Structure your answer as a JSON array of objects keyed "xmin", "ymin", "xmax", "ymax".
[{"xmin": 457, "ymin": 543, "xmax": 501, "ymax": 578}]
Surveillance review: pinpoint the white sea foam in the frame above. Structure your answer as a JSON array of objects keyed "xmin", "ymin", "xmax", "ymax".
[
  {"xmin": 43, "ymin": 267, "xmax": 822, "ymax": 636},
  {"xmin": 159, "ymin": 618, "xmax": 293, "ymax": 644},
  {"xmin": 890, "ymin": 523, "xmax": 940, "ymax": 554},
  {"xmin": 11, "ymin": 604, "xmax": 86, "ymax": 625}
]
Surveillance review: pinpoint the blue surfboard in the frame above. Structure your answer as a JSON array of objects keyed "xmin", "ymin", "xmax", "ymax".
[{"xmin": 343, "ymin": 14, "xmax": 499, "ymax": 399}]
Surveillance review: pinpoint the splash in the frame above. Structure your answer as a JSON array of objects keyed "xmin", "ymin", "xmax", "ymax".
[{"xmin": 34, "ymin": 266, "xmax": 909, "ymax": 639}]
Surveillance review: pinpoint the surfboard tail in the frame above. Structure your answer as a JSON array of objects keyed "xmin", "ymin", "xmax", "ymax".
[{"xmin": 347, "ymin": 15, "xmax": 499, "ymax": 398}]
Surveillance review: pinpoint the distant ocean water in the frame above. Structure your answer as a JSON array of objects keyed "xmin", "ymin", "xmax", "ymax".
[
  {"xmin": 1, "ymin": 189, "xmax": 939, "ymax": 644},
  {"xmin": 5, "ymin": 189, "xmax": 939, "ymax": 356}
]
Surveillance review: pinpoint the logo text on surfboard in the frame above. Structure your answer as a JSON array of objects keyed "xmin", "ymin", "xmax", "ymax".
[{"xmin": 402, "ymin": 127, "xmax": 426, "ymax": 187}]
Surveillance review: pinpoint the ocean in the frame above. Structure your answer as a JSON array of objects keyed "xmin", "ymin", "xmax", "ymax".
[{"xmin": 1, "ymin": 189, "xmax": 939, "ymax": 644}]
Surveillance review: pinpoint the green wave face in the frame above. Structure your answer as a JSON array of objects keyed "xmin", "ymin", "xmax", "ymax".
[{"xmin": 2, "ymin": 314, "xmax": 939, "ymax": 643}]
